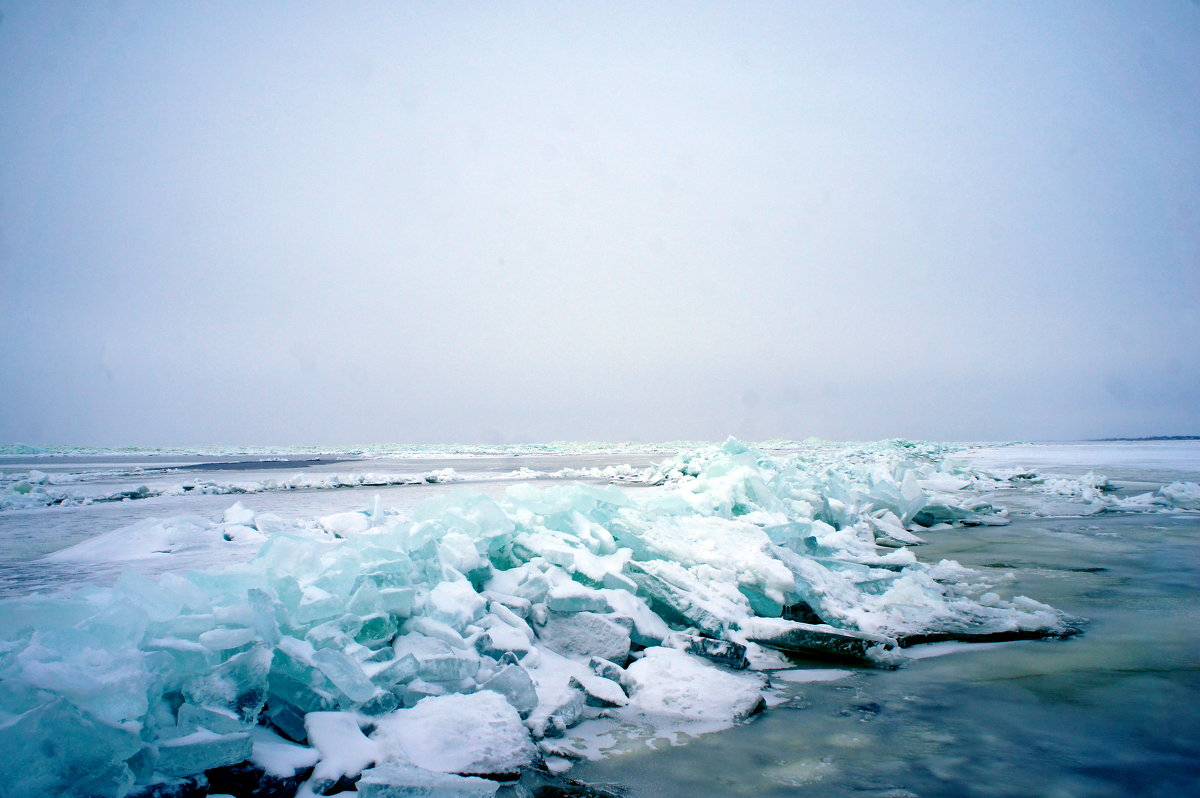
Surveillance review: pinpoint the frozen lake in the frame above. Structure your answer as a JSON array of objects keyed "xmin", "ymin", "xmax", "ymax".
[{"xmin": 0, "ymin": 440, "xmax": 1196, "ymax": 797}]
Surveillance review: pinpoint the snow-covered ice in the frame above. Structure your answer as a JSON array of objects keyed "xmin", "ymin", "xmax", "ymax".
[{"xmin": 0, "ymin": 437, "xmax": 1194, "ymax": 797}]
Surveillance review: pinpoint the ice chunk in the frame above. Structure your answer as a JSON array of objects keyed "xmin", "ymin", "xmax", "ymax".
[
  {"xmin": 221, "ymin": 523, "xmax": 266, "ymax": 543},
  {"xmin": 253, "ymin": 512, "xmax": 289, "ymax": 536},
  {"xmin": 534, "ymin": 684, "xmax": 586, "ymax": 739},
  {"xmin": 639, "ymin": 516, "xmax": 795, "ymax": 608},
  {"xmin": 537, "ymin": 611, "xmax": 631, "ymax": 663},
  {"xmin": 589, "ymin": 656, "xmax": 627, "ymax": 686},
  {"xmin": 318, "ymin": 510, "xmax": 372, "ymax": 537},
  {"xmin": 912, "ymin": 502, "xmax": 1003, "ymax": 527},
  {"xmin": 183, "ymin": 644, "xmax": 272, "ymax": 725},
  {"xmin": 664, "ymin": 632, "xmax": 749, "ymax": 670},
  {"xmin": 599, "ymin": 587, "xmax": 670, "ymax": 645},
  {"xmin": 426, "ymin": 578, "xmax": 487, "ymax": 630},
  {"xmin": 249, "ymin": 726, "xmax": 319, "ymax": 778},
  {"xmin": 437, "ymin": 530, "xmax": 489, "ymax": 574},
  {"xmin": 361, "ymin": 688, "xmax": 402, "ymax": 716},
  {"xmin": 294, "ymin": 585, "xmax": 344, "ymax": 625},
  {"xmin": 624, "ymin": 560, "xmax": 748, "ymax": 636},
  {"xmin": 393, "ymin": 633, "xmax": 480, "ymax": 682},
  {"xmin": 177, "ymin": 702, "xmax": 244, "ymax": 734},
  {"xmin": 306, "ymin": 616, "xmax": 358, "ymax": 650},
  {"xmin": 311, "ymin": 648, "xmax": 377, "ymax": 704},
  {"xmin": 372, "ymin": 691, "xmax": 537, "ymax": 776},
  {"xmin": 1160, "ymin": 480, "xmax": 1200, "ymax": 509},
  {"xmin": 357, "ymin": 764, "xmax": 500, "ymax": 798},
  {"xmin": 379, "ymin": 587, "xmax": 417, "ymax": 616},
  {"xmin": 478, "ymin": 663, "xmax": 539, "ymax": 718},
  {"xmin": 365, "ymin": 652, "xmax": 420, "ymax": 688},
  {"xmin": 305, "ymin": 711, "xmax": 379, "ymax": 790},
  {"xmin": 867, "ymin": 510, "xmax": 926, "ymax": 547},
  {"xmin": 476, "ymin": 623, "xmax": 534, "ymax": 660},
  {"xmin": 156, "ymin": 729, "xmax": 252, "ymax": 776},
  {"xmin": 482, "ymin": 598, "xmax": 531, "ymax": 629},
  {"xmin": 741, "ymin": 618, "xmax": 897, "ymax": 663},
  {"xmin": 0, "ymin": 699, "xmax": 136, "ymax": 798},
  {"xmin": 198, "ymin": 626, "xmax": 257, "ymax": 651},
  {"xmin": 568, "ymin": 673, "xmax": 628, "ymax": 707},
  {"xmin": 114, "ymin": 570, "xmax": 185, "ymax": 623},
  {"xmin": 223, "ymin": 501, "xmax": 256, "ymax": 526},
  {"xmin": 247, "ymin": 587, "xmax": 282, "ymax": 646},
  {"xmin": 355, "ymin": 613, "xmax": 399, "ymax": 647},
  {"xmin": 405, "ymin": 616, "xmax": 470, "ymax": 649},
  {"xmin": 546, "ymin": 581, "xmax": 610, "ymax": 613},
  {"xmin": 399, "ymin": 677, "xmax": 463, "ymax": 706},
  {"xmin": 17, "ymin": 628, "xmax": 154, "ymax": 729},
  {"xmin": 623, "ymin": 647, "xmax": 766, "ymax": 723},
  {"xmin": 264, "ymin": 701, "xmax": 310, "ymax": 743}
]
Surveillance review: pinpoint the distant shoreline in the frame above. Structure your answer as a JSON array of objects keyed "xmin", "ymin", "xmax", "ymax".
[{"xmin": 1091, "ymin": 436, "xmax": 1200, "ymax": 442}]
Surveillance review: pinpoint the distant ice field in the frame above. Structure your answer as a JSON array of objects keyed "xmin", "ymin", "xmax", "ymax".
[{"xmin": 961, "ymin": 440, "xmax": 1200, "ymax": 481}]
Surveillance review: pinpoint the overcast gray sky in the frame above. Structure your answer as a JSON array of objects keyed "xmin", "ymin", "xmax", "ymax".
[{"xmin": 1, "ymin": 1, "xmax": 1197, "ymax": 446}]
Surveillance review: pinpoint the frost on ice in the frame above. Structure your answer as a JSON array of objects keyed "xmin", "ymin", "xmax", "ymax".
[{"xmin": 0, "ymin": 437, "xmax": 1165, "ymax": 798}]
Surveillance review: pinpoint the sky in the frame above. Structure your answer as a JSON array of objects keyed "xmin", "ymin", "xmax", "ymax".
[{"xmin": 1, "ymin": 1, "xmax": 1198, "ymax": 445}]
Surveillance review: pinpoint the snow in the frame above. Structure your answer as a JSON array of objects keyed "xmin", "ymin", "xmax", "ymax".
[
  {"xmin": 222, "ymin": 501, "xmax": 256, "ymax": 526},
  {"xmin": 623, "ymin": 647, "xmax": 767, "ymax": 723},
  {"xmin": 371, "ymin": 691, "xmax": 537, "ymax": 775},
  {"xmin": 318, "ymin": 510, "xmax": 372, "ymax": 537},
  {"xmin": 305, "ymin": 711, "xmax": 379, "ymax": 787},
  {"xmin": 538, "ymin": 611, "xmax": 632, "ymax": 662},
  {"xmin": 41, "ymin": 516, "xmax": 241, "ymax": 563},
  {"xmin": 1159, "ymin": 480, "xmax": 1200, "ymax": 510},
  {"xmin": 248, "ymin": 726, "xmax": 320, "ymax": 777}
]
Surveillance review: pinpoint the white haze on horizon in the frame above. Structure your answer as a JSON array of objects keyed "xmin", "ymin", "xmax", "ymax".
[{"xmin": 1, "ymin": 1, "xmax": 1198, "ymax": 447}]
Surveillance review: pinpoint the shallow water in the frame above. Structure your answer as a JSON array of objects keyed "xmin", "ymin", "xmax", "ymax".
[{"xmin": 571, "ymin": 511, "xmax": 1200, "ymax": 797}]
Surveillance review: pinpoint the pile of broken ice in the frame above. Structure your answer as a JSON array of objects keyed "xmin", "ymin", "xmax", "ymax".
[{"xmin": 2, "ymin": 438, "xmax": 1185, "ymax": 797}]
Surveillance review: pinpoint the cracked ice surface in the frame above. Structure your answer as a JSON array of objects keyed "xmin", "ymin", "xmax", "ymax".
[{"xmin": 1, "ymin": 438, "xmax": 1186, "ymax": 797}]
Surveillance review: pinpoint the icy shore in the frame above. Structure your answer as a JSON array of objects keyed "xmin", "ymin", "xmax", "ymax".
[{"xmin": 1, "ymin": 438, "xmax": 1195, "ymax": 798}]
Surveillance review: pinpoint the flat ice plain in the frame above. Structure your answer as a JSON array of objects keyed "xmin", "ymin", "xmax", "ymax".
[{"xmin": 0, "ymin": 439, "xmax": 1197, "ymax": 797}]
